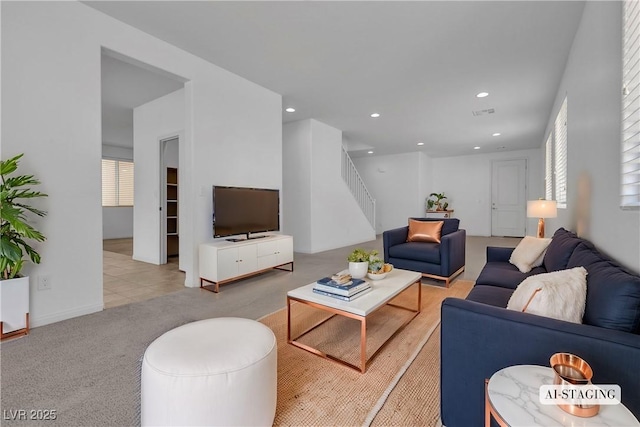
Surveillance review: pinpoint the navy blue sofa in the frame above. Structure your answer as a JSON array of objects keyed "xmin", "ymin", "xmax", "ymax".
[
  {"xmin": 383, "ymin": 218, "xmax": 466, "ymax": 286},
  {"xmin": 441, "ymin": 228, "xmax": 640, "ymax": 426}
]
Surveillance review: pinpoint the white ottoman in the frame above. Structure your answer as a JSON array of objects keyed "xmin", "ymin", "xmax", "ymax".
[{"xmin": 141, "ymin": 317, "xmax": 277, "ymax": 426}]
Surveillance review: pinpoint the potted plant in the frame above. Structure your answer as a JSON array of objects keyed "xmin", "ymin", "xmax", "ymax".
[
  {"xmin": 427, "ymin": 192, "xmax": 448, "ymax": 211},
  {"xmin": 347, "ymin": 248, "xmax": 371, "ymax": 279},
  {"xmin": 0, "ymin": 153, "xmax": 47, "ymax": 339}
]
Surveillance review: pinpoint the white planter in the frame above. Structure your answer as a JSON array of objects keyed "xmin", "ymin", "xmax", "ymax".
[
  {"xmin": 348, "ymin": 262, "xmax": 369, "ymax": 279},
  {"xmin": 0, "ymin": 276, "xmax": 30, "ymax": 335}
]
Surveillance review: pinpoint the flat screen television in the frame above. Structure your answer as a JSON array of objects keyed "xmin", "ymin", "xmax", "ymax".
[{"xmin": 212, "ymin": 186, "xmax": 280, "ymax": 240}]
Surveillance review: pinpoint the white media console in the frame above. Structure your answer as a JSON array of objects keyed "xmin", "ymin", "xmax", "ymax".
[{"xmin": 199, "ymin": 234, "xmax": 294, "ymax": 292}]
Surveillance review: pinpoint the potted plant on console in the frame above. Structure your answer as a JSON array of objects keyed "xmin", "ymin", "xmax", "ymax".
[
  {"xmin": 0, "ymin": 153, "xmax": 47, "ymax": 340},
  {"xmin": 427, "ymin": 192, "xmax": 448, "ymax": 211}
]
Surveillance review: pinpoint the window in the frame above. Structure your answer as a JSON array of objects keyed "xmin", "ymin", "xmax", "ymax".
[
  {"xmin": 622, "ymin": 0, "xmax": 640, "ymax": 209},
  {"xmin": 102, "ymin": 159, "xmax": 134, "ymax": 207},
  {"xmin": 544, "ymin": 97, "xmax": 568, "ymax": 208}
]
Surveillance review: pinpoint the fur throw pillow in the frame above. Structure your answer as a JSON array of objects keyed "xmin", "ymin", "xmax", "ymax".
[
  {"xmin": 506, "ymin": 266, "xmax": 588, "ymax": 324},
  {"xmin": 509, "ymin": 236, "xmax": 552, "ymax": 273}
]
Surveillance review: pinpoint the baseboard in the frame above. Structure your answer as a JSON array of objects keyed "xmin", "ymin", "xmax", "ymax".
[
  {"xmin": 30, "ymin": 303, "xmax": 104, "ymax": 328},
  {"xmin": 132, "ymin": 254, "xmax": 160, "ymax": 265}
]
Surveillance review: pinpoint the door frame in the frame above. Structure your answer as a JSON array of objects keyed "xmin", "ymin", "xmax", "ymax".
[{"xmin": 159, "ymin": 135, "xmax": 180, "ymax": 264}]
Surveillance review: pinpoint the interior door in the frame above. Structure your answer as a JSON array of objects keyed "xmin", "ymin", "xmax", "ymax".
[{"xmin": 491, "ymin": 159, "xmax": 527, "ymax": 237}]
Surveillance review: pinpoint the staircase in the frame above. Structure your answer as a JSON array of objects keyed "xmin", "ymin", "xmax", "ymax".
[{"xmin": 341, "ymin": 147, "xmax": 376, "ymax": 228}]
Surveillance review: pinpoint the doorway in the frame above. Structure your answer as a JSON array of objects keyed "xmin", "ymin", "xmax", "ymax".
[
  {"xmin": 160, "ymin": 137, "xmax": 180, "ymax": 265},
  {"xmin": 101, "ymin": 50, "xmax": 185, "ymax": 308},
  {"xmin": 491, "ymin": 159, "xmax": 527, "ymax": 237}
]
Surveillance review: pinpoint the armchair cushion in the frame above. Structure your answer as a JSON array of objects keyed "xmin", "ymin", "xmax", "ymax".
[{"xmin": 387, "ymin": 242, "xmax": 440, "ymax": 264}]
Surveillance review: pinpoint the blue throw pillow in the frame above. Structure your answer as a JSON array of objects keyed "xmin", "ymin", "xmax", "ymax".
[
  {"xmin": 567, "ymin": 243, "xmax": 640, "ymax": 334},
  {"xmin": 543, "ymin": 228, "xmax": 589, "ymax": 272}
]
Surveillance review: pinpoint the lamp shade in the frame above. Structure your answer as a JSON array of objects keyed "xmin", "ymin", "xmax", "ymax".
[{"xmin": 527, "ymin": 200, "xmax": 557, "ymax": 218}]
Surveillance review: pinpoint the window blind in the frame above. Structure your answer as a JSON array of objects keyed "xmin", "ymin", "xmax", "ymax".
[
  {"xmin": 622, "ymin": 0, "xmax": 640, "ymax": 208},
  {"xmin": 554, "ymin": 97, "xmax": 568, "ymax": 208},
  {"xmin": 102, "ymin": 159, "xmax": 117, "ymax": 206},
  {"xmin": 545, "ymin": 133, "xmax": 553, "ymax": 201},
  {"xmin": 102, "ymin": 159, "xmax": 134, "ymax": 207},
  {"xmin": 118, "ymin": 161, "xmax": 134, "ymax": 206}
]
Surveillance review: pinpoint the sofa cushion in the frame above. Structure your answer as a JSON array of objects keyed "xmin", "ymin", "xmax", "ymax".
[
  {"xmin": 407, "ymin": 219, "xmax": 443, "ymax": 243},
  {"xmin": 509, "ymin": 236, "xmax": 551, "ymax": 273},
  {"xmin": 506, "ymin": 267, "xmax": 587, "ymax": 324},
  {"xmin": 567, "ymin": 243, "xmax": 640, "ymax": 333},
  {"xmin": 543, "ymin": 228, "xmax": 590, "ymax": 272},
  {"xmin": 475, "ymin": 261, "xmax": 546, "ymax": 290},
  {"xmin": 387, "ymin": 242, "xmax": 440, "ymax": 264},
  {"xmin": 466, "ymin": 285, "xmax": 514, "ymax": 308},
  {"xmin": 410, "ymin": 218, "xmax": 459, "ymax": 236}
]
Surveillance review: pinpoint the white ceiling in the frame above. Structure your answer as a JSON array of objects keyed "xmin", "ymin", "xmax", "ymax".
[{"xmin": 91, "ymin": 1, "xmax": 585, "ymax": 157}]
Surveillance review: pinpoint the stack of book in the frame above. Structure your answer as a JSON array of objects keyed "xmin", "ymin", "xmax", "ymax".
[{"xmin": 312, "ymin": 272, "xmax": 372, "ymax": 301}]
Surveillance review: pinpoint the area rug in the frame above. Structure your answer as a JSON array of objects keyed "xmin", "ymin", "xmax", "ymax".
[{"xmin": 258, "ymin": 279, "xmax": 473, "ymax": 426}]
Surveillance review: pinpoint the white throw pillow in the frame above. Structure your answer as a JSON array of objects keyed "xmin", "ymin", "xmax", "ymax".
[
  {"xmin": 506, "ymin": 267, "xmax": 588, "ymax": 324},
  {"xmin": 509, "ymin": 236, "xmax": 552, "ymax": 273}
]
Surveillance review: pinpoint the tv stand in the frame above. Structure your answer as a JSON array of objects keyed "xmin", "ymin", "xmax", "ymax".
[
  {"xmin": 225, "ymin": 234, "xmax": 270, "ymax": 242},
  {"xmin": 199, "ymin": 235, "xmax": 294, "ymax": 292}
]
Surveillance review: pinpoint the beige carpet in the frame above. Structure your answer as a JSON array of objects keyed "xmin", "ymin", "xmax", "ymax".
[{"xmin": 259, "ymin": 279, "xmax": 474, "ymax": 427}]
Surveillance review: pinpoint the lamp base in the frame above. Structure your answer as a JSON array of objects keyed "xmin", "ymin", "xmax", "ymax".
[{"xmin": 537, "ymin": 218, "xmax": 545, "ymax": 239}]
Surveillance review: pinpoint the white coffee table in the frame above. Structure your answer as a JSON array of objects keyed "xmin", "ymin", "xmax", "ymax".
[
  {"xmin": 286, "ymin": 269, "xmax": 421, "ymax": 373},
  {"xmin": 485, "ymin": 365, "xmax": 640, "ymax": 426}
]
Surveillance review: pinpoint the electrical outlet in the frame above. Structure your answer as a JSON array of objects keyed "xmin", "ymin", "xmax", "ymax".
[{"xmin": 38, "ymin": 275, "xmax": 52, "ymax": 291}]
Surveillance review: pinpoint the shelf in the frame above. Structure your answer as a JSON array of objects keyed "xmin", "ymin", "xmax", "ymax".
[
  {"xmin": 167, "ymin": 167, "xmax": 178, "ymax": 185},
  {"xmin": 167, "ymin": 167, "xmax": 179, "ymax": 257},
  {"xmin": 167, "ymin": 185, "xmax": 178, "ymax": 201}
]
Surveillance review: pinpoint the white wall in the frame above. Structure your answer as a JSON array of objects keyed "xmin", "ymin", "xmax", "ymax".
[
  {"xmin": 283, "ymin": 119, "xmax": 375, "ymax": 253},
  {"xmin": 355, "ymin": 149, "xmax": 541, "ymax": 236},
  {"xmin": 2, "ymin": 1, "xmax": 281, "ymax": 328},
  {"xmin": 432, "ymin": 149, "xmax": 542, "ymax": 236},
  {"xmin": 282, "ymin": 120, "xmax": 312, "ymax": 251},
  {"xmin": 133, "ymin": 89, "xmax": 184, "ymax": 266},
  {"xmin": 102, "ymin": 144, "xmax": 134, "ymax": 239},
  {"xmin": 353, "ymin": 152, "xmax": 432, "ymax": 233},
  {"xmin": 543, "ymin": 1, "xmax": 640, "ymax": 272}
]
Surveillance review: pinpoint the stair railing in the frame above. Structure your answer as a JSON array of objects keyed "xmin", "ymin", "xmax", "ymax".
[{"xmin": 341, "ymin": 147, "xmax": 376, "ymax": 228}]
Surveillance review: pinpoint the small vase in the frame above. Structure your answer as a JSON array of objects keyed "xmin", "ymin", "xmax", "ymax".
[{"xmin": 348, "ymin": 261, "xmax": 368, "ymax": 279}]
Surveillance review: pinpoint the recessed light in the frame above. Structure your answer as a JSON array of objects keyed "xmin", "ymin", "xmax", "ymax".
[
  {"xmin": 417, "ymin": 142, "xmax": 424, "ymax": 146},
  {"xmin": 474, "ymin": 146, "xmax": 481, "ymax": 150},
  {"xmin": 370, "ymin": 113, "xmax": 380, "ymax": 118},
  {"xmin": 492, "ymin": 133, "xmax": 501, "ymax": 137},
  {"xmin": 285, "ymin": 107, "xmax": 296, "ymax": 113},
  {"xmin": 476, "ymin": 92, "xmax": 489, "ymax": 98},
  {"xmin": 367, "ymin": 150, "xmax": 374, "ymax": 154}
]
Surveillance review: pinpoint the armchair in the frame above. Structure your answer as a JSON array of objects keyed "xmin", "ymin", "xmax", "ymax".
[{"xmin": 383, "ymin": 218, "xmax": 466, "ymax": 287}]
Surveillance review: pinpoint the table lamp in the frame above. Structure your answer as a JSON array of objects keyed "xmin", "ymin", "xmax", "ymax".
[{"xmin": 527, "ymin": 199, "xmax": 557, "ymax": 238}]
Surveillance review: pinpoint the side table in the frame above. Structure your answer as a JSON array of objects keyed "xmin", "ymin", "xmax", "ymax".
[
  {"xmin": 425, "ymin": 210, "xmax": 454, "ymax": 219},
  {"xmin": 485, "ymin": 365, "xmax": 639, "ymax": 427}
]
